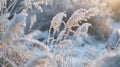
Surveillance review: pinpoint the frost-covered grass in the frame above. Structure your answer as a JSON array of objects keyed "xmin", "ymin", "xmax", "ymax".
[{"xmin": 0, "ymin": 0, "xmax": 120, "ymax": 67}]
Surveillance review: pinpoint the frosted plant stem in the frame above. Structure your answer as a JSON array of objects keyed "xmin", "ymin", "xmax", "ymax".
[
  {"xmin": 4, "ymin": 0, "xmax": 17, "ymax": 13},
  {"xmin": 114, "ymin": 38, "xmax": 120, "ymax": 50},
  {"xmin": 10, "ymin": 0, "xmax": 18, "ymax": 13}
]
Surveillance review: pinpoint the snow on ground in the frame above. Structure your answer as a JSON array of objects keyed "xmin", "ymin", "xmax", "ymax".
[
  {"xmin": 110, "ymin": 21, "xmax": 120, "ymax": 29},
  {"xmin": 71, "ymin": 39, "xmax": 106, "ymax": 64}
]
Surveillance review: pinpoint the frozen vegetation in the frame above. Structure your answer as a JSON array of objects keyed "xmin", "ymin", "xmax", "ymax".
[{"xmin": 0, "ymin": 0, "xmax": 120, "ymax": 67}]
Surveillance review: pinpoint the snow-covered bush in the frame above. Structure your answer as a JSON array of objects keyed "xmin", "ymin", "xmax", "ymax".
[
  {"xmin": 0, "ymin": 0, "xmax": 52, "ymax": 67},
  {"xmin": 0, "ymin": 11, "xmax": 52, "ymax": 67}
]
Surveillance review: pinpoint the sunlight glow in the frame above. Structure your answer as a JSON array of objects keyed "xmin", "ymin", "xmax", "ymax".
[{"xmin": 105, "ymin": 0, "xmax": 120, "ymax": 11}]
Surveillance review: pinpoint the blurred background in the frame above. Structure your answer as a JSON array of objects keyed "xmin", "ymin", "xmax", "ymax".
[{"xmin": 27, "ymin": 0, "xmax": 120, "ymax": 41}]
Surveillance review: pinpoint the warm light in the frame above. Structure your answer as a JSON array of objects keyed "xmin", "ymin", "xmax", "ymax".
[{"xmin": 104, "ymin": 0, "xmax": 120, "ymax": 11}]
